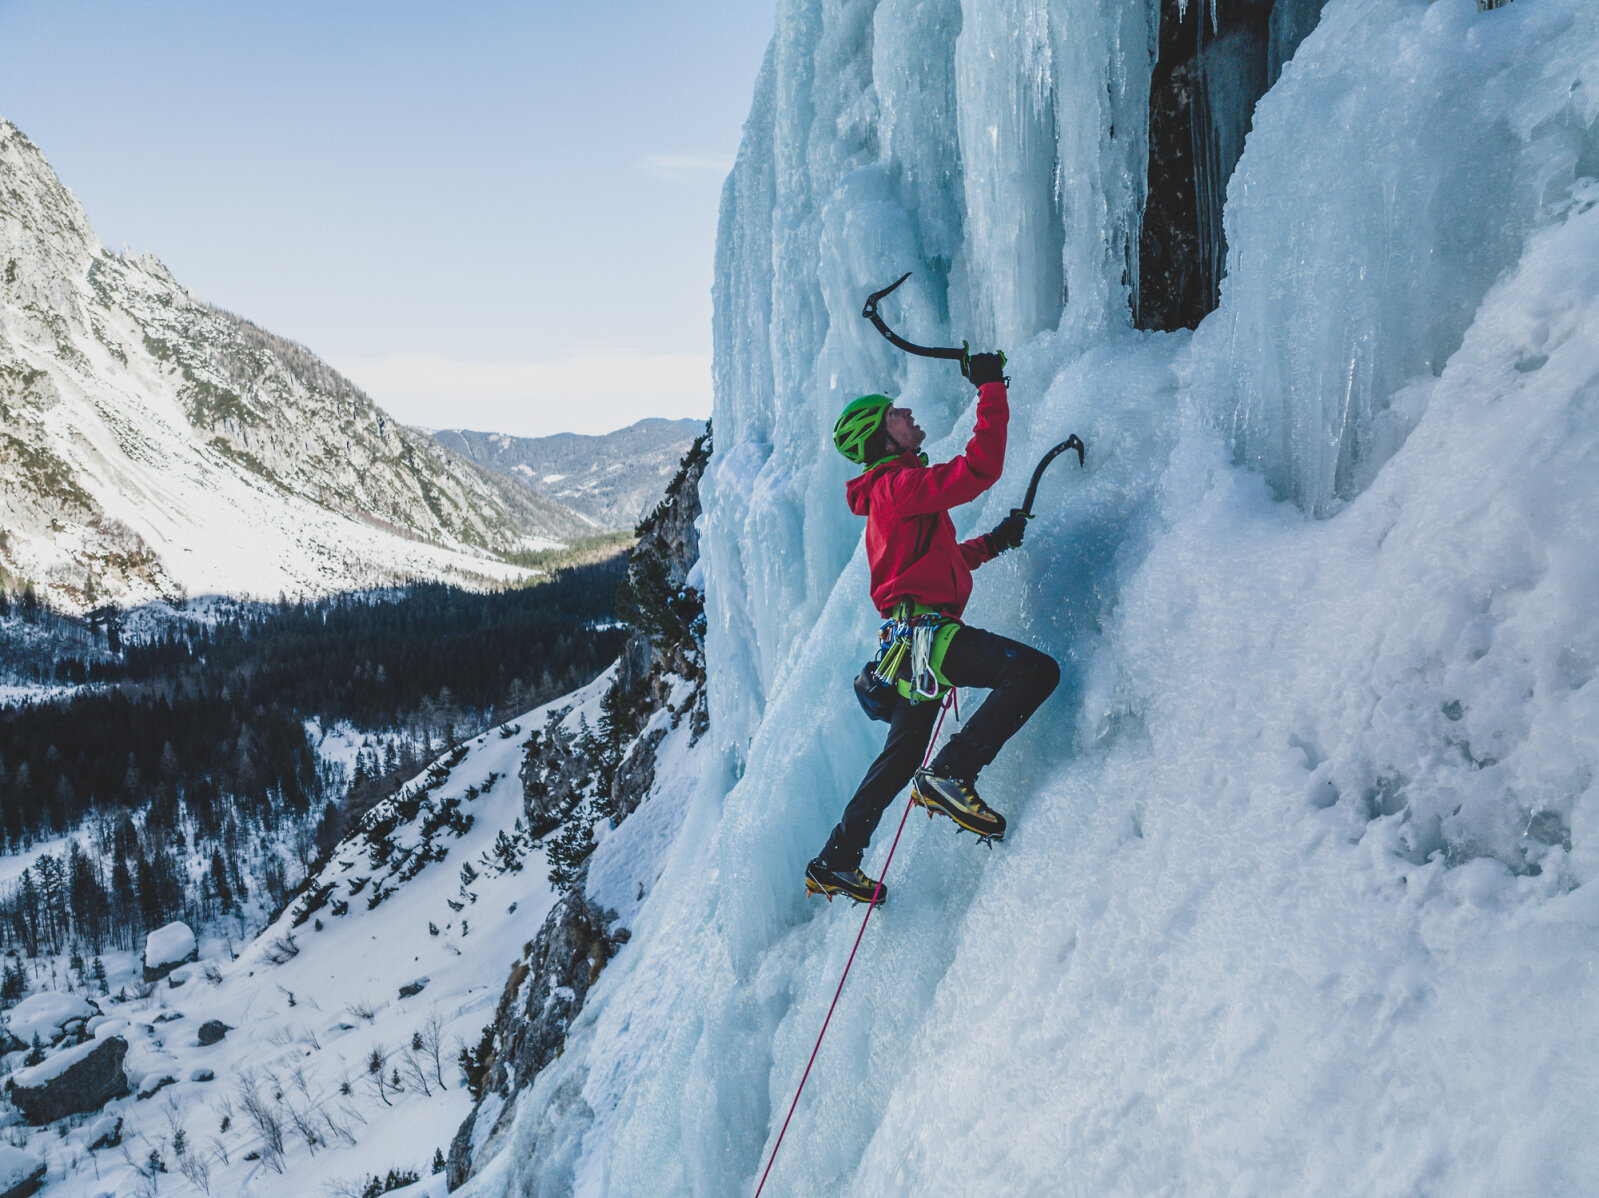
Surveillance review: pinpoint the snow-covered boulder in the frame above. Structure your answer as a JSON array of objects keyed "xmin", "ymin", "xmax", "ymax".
[
  {"xmin": 136, "ymin": 1071, "xmax": 177, "ymax": 1100},
  {"xmin": 3, "ymin": 992, "xmax": 94, "ymax": 1047},
  {"xmin": 142, "ymin": 922, "xmax": 197, "ymax": 983},
  {"xmin": 7, "ymin": 1034, "xmax": 129, "ymax": 1125},
  {"xmin": 0, "ymin": 1146, "xmax": 46, "ymax": 1198}
]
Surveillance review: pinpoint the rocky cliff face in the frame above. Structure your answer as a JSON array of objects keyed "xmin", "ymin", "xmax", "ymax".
[
  {"xmin": 0, "ymin": 117, "xmax": 596, "ymax": 611},
  {"xmin": 446, "ymin": 429, "xmax": 708, "ymax": 1190}
]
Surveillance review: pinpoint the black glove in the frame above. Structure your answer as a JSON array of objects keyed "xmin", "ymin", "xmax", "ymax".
[
  {"xmin": 967, "ymin": 351, "xmax": 1007, "ymax": 387},
  {"xmin": 985, "ymin": 512, "xmax": 1028, "ymax": 554}
]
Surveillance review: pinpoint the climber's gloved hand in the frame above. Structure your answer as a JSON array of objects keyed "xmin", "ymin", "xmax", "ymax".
[
  {"xmin": 966, "ymin": 351, "xmax": 1007, "ymax": 388},
  {"xmin": 985, "ymin": 511, "xmax": 1028, "ymax": 554}
]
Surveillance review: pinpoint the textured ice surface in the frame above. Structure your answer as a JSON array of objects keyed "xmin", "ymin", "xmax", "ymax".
[
  {"xmin": 463, "ymin": 1, "xmax": 1599, "ymax": 1195},
  {"xmin": 1203, "ymin": 0, "xmax": 1599, "ymax": 515}
]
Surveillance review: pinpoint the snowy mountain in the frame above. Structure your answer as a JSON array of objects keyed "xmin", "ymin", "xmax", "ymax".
[
  {"xmin": 436, "ymin": 1, "xmax": 1599, "ymax": 1196},
  {"xmin": 428, "ymin": 418, "xmax": 704, "ymax": 531},
  {"xmin": 0, "ymin": 117, "xmax": 598, "ymax": 613}
]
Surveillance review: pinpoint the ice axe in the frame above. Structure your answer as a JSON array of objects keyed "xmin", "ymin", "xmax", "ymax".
[
  {"xmin": 1012, "ymin": 436, "xmax": 1086, "ymax": 522},
  {"xmin": 861, "ymin": 271, "xmax": 974, "ymax": 377}
]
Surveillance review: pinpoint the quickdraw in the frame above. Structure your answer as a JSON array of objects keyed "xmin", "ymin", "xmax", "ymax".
[{"xmin": 872, "ymin": 601, "xmax": 959, "ymax": 703}]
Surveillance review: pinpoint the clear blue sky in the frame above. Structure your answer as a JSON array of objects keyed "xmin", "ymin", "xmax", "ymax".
[{"xmin": 0, "ymin": 0, "xmax": 775, "ymax": 435}]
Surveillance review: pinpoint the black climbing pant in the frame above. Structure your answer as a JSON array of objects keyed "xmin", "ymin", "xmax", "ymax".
[{"xmin": 820, "ymin": 624, "xmax": 1059, "ymax": 869}]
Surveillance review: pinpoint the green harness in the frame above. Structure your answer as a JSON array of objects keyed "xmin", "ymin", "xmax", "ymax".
[{"xmin": 873, "ymin": 600, "xmax": 961, "ymax": 703}]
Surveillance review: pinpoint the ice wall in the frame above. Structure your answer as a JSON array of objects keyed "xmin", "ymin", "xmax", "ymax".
[{"xmin": 461, "ymin": 2, "xmax": 1599, "ymax": 1194}]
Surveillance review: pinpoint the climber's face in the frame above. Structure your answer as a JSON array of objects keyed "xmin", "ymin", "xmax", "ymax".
[{"xmin": 883, "ymin": 405, "xmax": 924, "ymax": 453}]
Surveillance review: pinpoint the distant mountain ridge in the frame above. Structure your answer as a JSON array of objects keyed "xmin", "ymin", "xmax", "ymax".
[
  {"xmin": 430, "ymin": 417, "xmax": 703, "ymax": 530},
  {"xmin": 0, "ymin": 117, "xmax": 597, "ymax": 612}
]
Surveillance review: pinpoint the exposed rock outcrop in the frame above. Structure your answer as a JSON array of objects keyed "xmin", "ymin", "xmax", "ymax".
[
  {"xmin": 195, "ymin": 1020, "xmax": 229, "ymax": 1046},
  {"xmin": 445, "ymin": 884, "xmax": 627, "ymax": 1188},
  {"xmin": 1136, "ymin": 0, "xmax": 1328, "ymax": 330}
]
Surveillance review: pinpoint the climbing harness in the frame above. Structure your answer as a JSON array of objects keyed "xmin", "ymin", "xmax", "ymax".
[
  {"xmin": 753, "ymin": 692, "xmax": 955, "ymax": 1198},
  {"xmin": 861, "ymin": 272, "xmax": 975, "ymax": 377},
  {"xmin": 855, "ymin": 600, "xmax": 960, "ymax": 722}
]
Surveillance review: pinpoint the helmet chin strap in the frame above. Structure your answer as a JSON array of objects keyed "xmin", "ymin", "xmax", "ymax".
[{"xmin": 864, "ymin": 445, "xmax": 928, "ymax": 471}]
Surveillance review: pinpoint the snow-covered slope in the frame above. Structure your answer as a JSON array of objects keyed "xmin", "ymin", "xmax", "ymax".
[
  {"xmin": 0, "ymin": 679, "xmax": 614, "ymax": 1197},
  {"xmin": 0, "ymin": 118, "xmax": 597, "ymax": 611},
  {"xmin": 456, "ymin": 1, "xmax": 1599, "ymax": 1195}
]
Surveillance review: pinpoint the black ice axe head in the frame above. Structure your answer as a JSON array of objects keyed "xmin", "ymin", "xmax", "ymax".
[
  {"xmin": 861, "ymin": 272, "xmax": 971, "ymax": 377},
  {"xmin": 1013, "ymin": 435, "xmax": 1086, "ymax": 519}
]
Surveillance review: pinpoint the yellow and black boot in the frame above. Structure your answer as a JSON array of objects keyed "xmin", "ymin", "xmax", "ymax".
[
  {"xmin": 910, "ymin": 770, "xmax": 1007, "ymax": 842},
  {"xmin": 805, "ymin": 858, "xmax": 888, "ymax": 906}
]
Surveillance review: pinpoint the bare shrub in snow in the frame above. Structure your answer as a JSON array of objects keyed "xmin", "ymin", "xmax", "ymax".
[
  {"xmin": 286, "ymin": 1100, "xmax": 323, "ymax": 1153},
  {"xmin": 419, "ymin": 1010, "xmax": 449, "ymax": 1088},
  {"xmin": 400, "ymin": 1044, "xmax": 433, "ymax": 1097},
  {"xmin": 320, "ymin": 1105, "xmax": 358, "ymax": 1147},
  {"xmin": 237, "ymin": 1070, "xmax": 286, "ymax": 1173},
  {"xmin": 262, "ymin": 933, "xmax": 299, "ymax": 965}
]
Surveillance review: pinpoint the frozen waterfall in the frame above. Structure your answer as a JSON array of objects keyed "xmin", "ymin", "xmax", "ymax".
[{"xmin": 460, "ymin": 1, "xmax": 1599, "ymax": 1194}]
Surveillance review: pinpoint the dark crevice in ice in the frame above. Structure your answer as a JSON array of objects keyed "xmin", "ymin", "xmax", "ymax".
[{"xmin": 1136, "ymin": 0, "xmax": 1328, "ymax": 331}]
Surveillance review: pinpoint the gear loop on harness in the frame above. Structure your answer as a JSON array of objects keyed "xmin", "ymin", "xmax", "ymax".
[{"xmin": 872, "ymin": 599, "xmax": 958, "ymax": 703}]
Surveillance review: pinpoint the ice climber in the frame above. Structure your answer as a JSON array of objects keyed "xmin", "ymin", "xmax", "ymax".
[{"xmin": 806, "ymin": 352, "xmax": 1060, "ymax": 905}]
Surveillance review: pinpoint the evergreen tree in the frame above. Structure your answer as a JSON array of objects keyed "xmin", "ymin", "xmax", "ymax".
[
  {"xmin": 1, "ymin": 957, "xmax": 26, "ymax": 1005},
  {"xmin": 68, "ymin": 841, "xmax": 109, "ymax": 951},
  {"xmin": 209, "ymin": 849, "xmax": 233, "ymax": 912}
]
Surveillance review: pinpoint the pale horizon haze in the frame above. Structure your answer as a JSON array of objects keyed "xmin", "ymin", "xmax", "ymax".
[{"xmin": 0, "ymin": 1, "xmax": 776, "ymax": 437}]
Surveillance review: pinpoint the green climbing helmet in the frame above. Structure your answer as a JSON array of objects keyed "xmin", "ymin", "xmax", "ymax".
[{"xmin": 833, "ymin": 394, "xmax": 892, "ymax": 465}]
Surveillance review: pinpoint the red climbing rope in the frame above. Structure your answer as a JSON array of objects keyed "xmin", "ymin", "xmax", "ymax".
[{"xmin": 753, "ymin": 693, "xmax": 954, "ymax": 1197}]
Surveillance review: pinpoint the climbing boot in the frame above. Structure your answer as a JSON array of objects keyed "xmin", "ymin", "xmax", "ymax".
[
  {"xmin": 910, "ymin": 770, "xmax": 1006, "ymax": 843},
  {"xmin": 804, "ymin": 858, "xmax": 888, "ymax": 906}
]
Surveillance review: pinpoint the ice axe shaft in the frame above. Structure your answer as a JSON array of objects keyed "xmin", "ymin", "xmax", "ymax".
[
  {"xmin": 1013, "ymin": 436, "xmax": 1085, "ymax": 519},
  {"xmin": 861, "ymin": 272, "xmax": 971, "ymax": 376}
]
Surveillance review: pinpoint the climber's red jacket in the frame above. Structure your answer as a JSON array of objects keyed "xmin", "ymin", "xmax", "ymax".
[{"xmin": 844, "ymin": 380, "xmax": 1008, "ymax": 618}]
